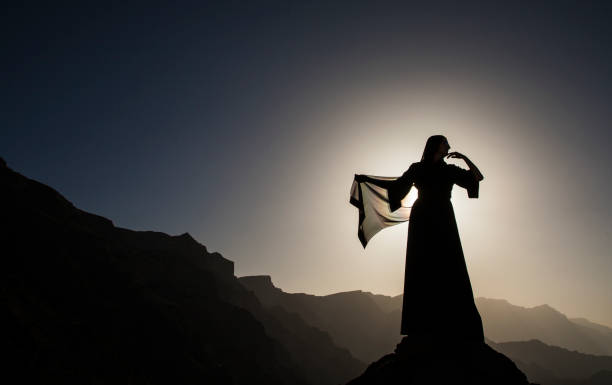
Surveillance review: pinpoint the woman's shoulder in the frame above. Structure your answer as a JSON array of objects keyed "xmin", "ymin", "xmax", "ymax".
[
  {"xmin": 408, "ymin": 162, "xmax": 422, "ymax": 171},
  {"xmin": 400, "ymin": 162, "xmax": 423, "ymax": 178},
  {"xmin": 413, "ymin": 161, "xmax": 460, "ymax": 175},
  {"xmin": 403, "ymin": 162, "xmax": 421, "ymax": 174}
]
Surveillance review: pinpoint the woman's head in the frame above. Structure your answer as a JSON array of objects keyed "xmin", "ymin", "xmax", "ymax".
[{"xmin": 421, "ymin": 135, "xmax": 450, "ymax": 164}]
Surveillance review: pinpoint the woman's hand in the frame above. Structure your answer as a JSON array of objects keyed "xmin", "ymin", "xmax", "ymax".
[
  {"xmin": 447, "ymin": 152, "xmax": 484, "ymax": 181},
  {"xmin": 446, "ymin": 152, "xmax": 468, "ymax": 161}
]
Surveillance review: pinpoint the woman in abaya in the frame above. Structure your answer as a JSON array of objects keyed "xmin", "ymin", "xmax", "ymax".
[{"xmin": 352, "ymin": 135, "xmax": 484, "ymax": 341}]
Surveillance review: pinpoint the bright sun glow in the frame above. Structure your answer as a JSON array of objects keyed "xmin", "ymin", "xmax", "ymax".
[{"xmin": 401, "ymin": 186, "xmax": 419, "ymax": 208}]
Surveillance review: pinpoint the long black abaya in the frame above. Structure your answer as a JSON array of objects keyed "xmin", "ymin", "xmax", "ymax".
[
  {"xmin": 393, "ymin": 161, "xmax": 483, "ymax": 341},
  {"xmin": 350, "ymin": 160, "xmax": 484, "ymax": 341}
]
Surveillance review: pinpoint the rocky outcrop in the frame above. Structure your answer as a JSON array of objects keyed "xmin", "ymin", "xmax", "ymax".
[{"xmin": 347, "ymin": 337, "xmax": 533, "ymax": 385}]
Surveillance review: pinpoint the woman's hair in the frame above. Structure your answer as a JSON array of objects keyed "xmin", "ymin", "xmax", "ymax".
[{"xmin": 421, "ymin": 135, "xmax": 448, "ymax": 163}]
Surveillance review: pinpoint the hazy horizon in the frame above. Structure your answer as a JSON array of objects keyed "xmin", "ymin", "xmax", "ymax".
[{"xmin": 3, "ymin": 2, "xmax": 612, "ymax": 327}]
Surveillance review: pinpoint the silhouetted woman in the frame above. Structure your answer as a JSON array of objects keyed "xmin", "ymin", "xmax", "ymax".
[{"xmin": 352, "ymin": 135, "xmax": 484, "ymax": 341}]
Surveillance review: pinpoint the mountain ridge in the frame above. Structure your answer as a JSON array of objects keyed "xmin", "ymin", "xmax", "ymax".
[
  {"xmin": 240, "ymin": 274, "xmax": 612, "ymax": 385},
  {"xmin": 1, "ymin": 158, "xmax": 364, "ymax": 385},
  {"xmin": 239, "ymin": 275, "xmax": 401, "ymax": 363},
  {"xmin": 477, "ymin": 297, "xmax": 612, "ymax": 355},
  {"xmin": 489, "ymin": 339, "xmax": 612, "ymax": 385},
  {"xmin": 240, "ymin": 275, "xmax": 612, "ymax": 357}
]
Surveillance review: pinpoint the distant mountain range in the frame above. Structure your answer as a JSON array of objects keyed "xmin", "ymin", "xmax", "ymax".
[
  {"xmin": 477, "ymin": 298, "xmax": 612, "ymax": 356},
  {"xmin": 1, "ymin": 158, "xmax": 363, "ymax": 385},
  {"xmin": 489, "ymin": 340, "xmax": 612, "ymax": 385},
  {"xmin": 239, "ymin": 275, "xmax": 612, "ymax": 385},
  {"xmin": 239, "ymin": 276, "xmax": 402, "ymax": 363}
]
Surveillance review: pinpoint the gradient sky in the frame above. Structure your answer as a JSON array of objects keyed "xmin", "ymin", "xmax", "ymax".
[{"xmin": 3, "ymin": 2, "xmax": 612, "ymax": 326}]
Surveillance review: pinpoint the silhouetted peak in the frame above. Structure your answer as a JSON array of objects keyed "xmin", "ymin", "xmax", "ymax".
[
  {"xmin": 1, "ymin": 160, "xmax": 117, "ymax": 234},
  {"xmin": 178, "ymin": 231, "xmax": 195, "ymax": 241},
  {"xmin": 172, "ymin": 231, "xmax": 210, "ymax": 253},
  {"xmin": 489, "ymin": 338, "xmax": 612, "ymax": 383},
  {"xmin": 570, "ymin": 317, "xmax": 612, "ymax": 335},
  {"xmin": 533, "ymin": 304, "xmax": 557, "ymax": 312},
  {"xmin": 0, "ymin": 157, "xmax": 6, "ymax": 168},
  {"xmin": 243, "ymin": 274, "xmax": 273, "ymax": 284},
  {"xmin": 477, "ymin": 298, "xmax": 563, "ymax": 317},
  {"xmin": 2, "ymin": 162, "xmax": 234, "ymax": 280},
  {"xmin": 239, "ymin": 275, "xmax": 280, "ymax": 293},
  {"xmin": 114, "ymin": 229, "xmax": 235, "ymax": 279},
  {"xmin": 478, "ymin": 297, "xmax": 568, "ymax": 318},
  {"xmin": 529, "ymin": 304, "xmax": 570, "ymax": 322},
  {"xmin": 2, "ymin": 160, "xmax": 74, "ymax": 208}
]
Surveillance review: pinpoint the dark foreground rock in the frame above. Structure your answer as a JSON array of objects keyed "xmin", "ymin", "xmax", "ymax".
[
  {"xmin": 0, "ymin": 158, "xmax": 363, "ymax": 385},
  {"xmin": 347, "ymin": 337, "xmax": 535, "ymax": 385}
]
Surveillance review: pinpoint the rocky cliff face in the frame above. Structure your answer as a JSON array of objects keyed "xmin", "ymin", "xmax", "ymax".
[{"xmin": 0, "ymin": 159, "xmax": 363, "ymax": 385}]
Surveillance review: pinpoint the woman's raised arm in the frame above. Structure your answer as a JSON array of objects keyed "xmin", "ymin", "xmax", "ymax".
[{"xmin": 446, "ymin": 152, "xmax": 483, "ymax": 181}]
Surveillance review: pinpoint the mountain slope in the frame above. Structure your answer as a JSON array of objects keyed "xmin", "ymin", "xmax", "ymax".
[
  {"xmin": 489, "ymin": 339, "xmax": 612, "ymax": 385},
  {"xmin": 0, "ymin": 158, "xmax": 363, "ymax": 385},
  {"xmin": 477, "ymin": 298, "xmax": 612, "ymax": 355}
]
